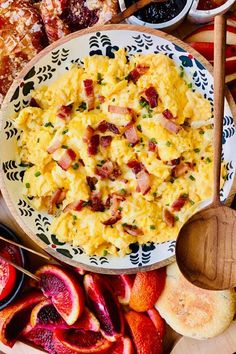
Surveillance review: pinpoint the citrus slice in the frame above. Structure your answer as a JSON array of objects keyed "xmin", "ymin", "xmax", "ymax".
[
  {"xmin": 103, "ymin": 275, "xmax": 134, "ymax": 305},
  {"xmin": 0, "ymin": 250, "xmax": 17, "ymax": 301},
  {"xmin": 111, "ymin": 337, "xmax": 134, "ymax": 354},
  {"xmin": 36, "ymin": 265, "xmax": 85, "ymax": 326}
]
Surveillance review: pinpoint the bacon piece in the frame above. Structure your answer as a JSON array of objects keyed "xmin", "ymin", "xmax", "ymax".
[
  {"xmin": 58, "ymin": 149, "xmax": 76, "ymax": 170},
  {"xmin": 127, "ymin": 160, "xmax": 143, "ymax": 175},
  {"xmin": 100, "ymin": 136, "xmax": 112, "ymax": 148},
  {"xmin": 143, "ymin": 86, "xmax": 158, "ymax": 108},
  {"xmin": 83, "ymin": 125, "xmax": 95, "ymax": 143},
  {"xmin": 123, "ymin": 224, "xmax": 143, "ymax": 236},
  {"xmin": 88, "ymin": 135, "xmax": 100, "ymax": 156},
  {"xmin": 102, "ymin": 214, "xmax": 121, "ymax": 226},
  {"xmin": 63, "ymin": 200, "xmax": 86, "ymax": 212},
  {"xmin": 90, "ymin": 192, "xmax": 105, "ymax": 212},
  {"xmin": 48, "ymin": 188, "xmax": 66, "ymax": 214},
  {"xmin": 127, "ymin": 64, "xmax": 149, "ymax": 83},
  {"xmin": 171, "ymin": 195, "xmax": 188, "ymax": 212},
  {"xmin": 97, "ymin": 95, "xmax": 105, "ymax": 103},
  {"xmin": 110, "ymin": 194, "xmax": 125, "ymax": 217},
  {"xmin": 57, "ymin": 104, "xmax": 73, "ymax": 120},
  {"xmin": 163, "ymin": 109, "xmax": 174, "ymax": 120},
  {"xmin": 159, "ymin": 114, "xmax": 181, "ymax": 134},
  {"xmin": 166, "ymin": 158, "xmax": 180, "ymax": 166},
  {"xmin": 162, "ymin": 208, "xmax": 175, "ymax": 227},
  {"xmin": 148, "ymin": 140, "xmax": 157, "ymax": 152},
  {"xmin": 108, "ymin": 123, "xmax": 120, "ymax": 135},
  {"xmin": 29, "ymin": 98, "xmax": 40, "ymax": 108},
  {"xmin": 136, "ymin": 169, "xmax": 151, "ymax": 195},
  {"xmin": 108, "ymin": 105, "xmax": 130, "ymax": 114},
  {"xmin": 96, "ymin": 160, "xmax": 121, "ymax": 180},
  {"xmin": 47, "ymin": 139, "xmax": 61, "ymax": 154},
  {"xmin": 83, "ymin": 79, "xmax": 94, "ymax": 111},
  {"xmin": 97, "ymin": 120, "xmax": 108, "ymax": 133},
  {"xmin": 124, "ymin": 123, "xmax": 139, "ymax": 145},
  {"xmin": 86, "ymin": 176, "xmax": 98, "ymax": 191},
  {"xmin": 172, "ymin": 162, "xmax": 193, "ymax": 178}
]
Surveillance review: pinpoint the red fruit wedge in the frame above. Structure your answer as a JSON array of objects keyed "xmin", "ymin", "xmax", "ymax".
[
  {"xmin": 0, "ymin": 291, "xmax": 45, "ymax": 347},
  {"xmin": 104, "ymin": 275, "xmax": 134, "ymax": 305},
  {"xmin": 189, "ymin": 42, "xmax": 236, "ymax": 61},
  {"xmin": 228, "ymin": 79, "xmax": 236, "ymax": 101},
  {"xmin": 53, "ymin": 329, "xmax": 113, "ymax": 353},
  {"xmin": 129, "ymin": 268, "xmax": 166, "ymax": 312},
  {"xmin": 23, "ymin": 326, "xmax": 55, "ymax": 354},
  {"xmin": 125, "ymin": 311, "xmax": 163, "ymax": 354},
  {"xmin": 227, "ymin": 15, "xmax": 236, "ymax": 28},
  {"xmin": 184, "ymin": 25, "xmax": 236, "ymax": 45},
  {"xmin": 147, "ymin": 308, "xmax": 165, "ymax": 338},
  {"xmin": 111, "ymin": 337, "xmax": 134, "ymax": 354},
  {"xmin": 0, "ymin": 250, "xmax": 17, "ymax": 301},
  {"xmin": 84, "ymin": 274, "xmax": 124, "ymax": 342},
  {"xmin": 36, "ymin": 265, "xmax": 85, "ymax": 326}
]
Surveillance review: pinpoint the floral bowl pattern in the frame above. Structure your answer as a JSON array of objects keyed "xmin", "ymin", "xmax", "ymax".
[{"xmin": 0, "ymin": 25, "xmax": 236, "ymax": 273}]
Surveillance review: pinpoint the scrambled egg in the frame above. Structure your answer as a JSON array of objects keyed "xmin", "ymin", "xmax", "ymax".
[{"xmin": 14, "ymin": 49, "xmax": 221, "ymax": 256}]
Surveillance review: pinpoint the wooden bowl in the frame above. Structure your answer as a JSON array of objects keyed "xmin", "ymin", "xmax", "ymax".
[{"xmin": 0, "ymin": 25, "xmax": 236, "ymax": 273}]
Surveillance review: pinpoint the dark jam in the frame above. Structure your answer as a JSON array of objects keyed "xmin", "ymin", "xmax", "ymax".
[
  {"xmin": 197, "ymin": 0, "xmax": 226, "ymax": 10},
  {"xmin": 125, "ymin": 0, "xmax": 187, "ymax": 24}
]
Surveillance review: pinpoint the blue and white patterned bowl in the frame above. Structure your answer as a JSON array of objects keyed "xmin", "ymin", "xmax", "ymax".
[{"xmin": 0, "ymin": 25, "xmax": 236, "ymax": 273}]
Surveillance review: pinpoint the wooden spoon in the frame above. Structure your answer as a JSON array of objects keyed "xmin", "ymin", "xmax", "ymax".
[
  {"xmin": 176, "ymin": 15, "xmax": 236, "ymax": 291},
  {"xmin": 110, "ymin": 0, "xmax": 167, "ymax": 24}
]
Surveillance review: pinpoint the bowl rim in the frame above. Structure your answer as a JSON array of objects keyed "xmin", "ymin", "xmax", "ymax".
[
  {"xmin": 189, "ymin": 0, "xmax": 235, "ymax": 16},
  {"xmin": 118, "ymin": 0, "xmax": 194, "ymax": 28},
  {"xmin": 0, "ymin": 24, "xmax": 236, "ymax": 274}
]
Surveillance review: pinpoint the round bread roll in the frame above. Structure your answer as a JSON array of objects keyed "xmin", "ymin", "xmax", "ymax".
[{"xmin": 155, "ymin": 262, "xmax": 236, "ymax": 339}]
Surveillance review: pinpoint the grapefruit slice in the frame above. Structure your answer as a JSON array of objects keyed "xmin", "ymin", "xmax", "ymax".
[
  {"xmin": 36, "ymin": 265, "xmax": 85, "ymax": 326},
  {"xmin": 53, "ymin": 329, "xmax": 113, "ymax": 353},
  {"xmin": 84, "ymin": 274, "xmax": 124, "ymax": 342},
  {"xmin": 0, "ymin": 291, "xmax": 45, "ymax": 347},
  {"xmin": 0, "ymin": 250, "xmax": 17, "ymax": 301},
  {"xmin": 111, "ymin": 337, "xmax": 134, "ymax": 354},
  {"xmin": 103, "ymin": 275, "xmax": 134, "ymax": 305}
]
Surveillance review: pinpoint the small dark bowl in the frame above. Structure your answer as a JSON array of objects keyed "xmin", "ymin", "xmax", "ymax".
[{"xmin": 0, "ymin": 223, "xmax": 25, "ymax": 310}]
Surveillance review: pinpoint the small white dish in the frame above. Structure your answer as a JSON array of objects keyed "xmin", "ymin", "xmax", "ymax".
[
  {"xmin": 118, "ymin": 0, "xmax": 194, "ymax": 32},
  {"xmin": 188, "ymin": 0, "xmax": 236, "ymax": 24}
]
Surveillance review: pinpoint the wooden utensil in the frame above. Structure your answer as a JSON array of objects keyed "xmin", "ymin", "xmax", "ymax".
[
  {"xmin": 110, "ymin": 0, "xmax": 167, "ymax": 24},
  {"xmin": 0, "ymin": 254, "xmax": 40, "ymax": 282},
  {"xmin": 176, "ymin": 15, "xmax": 236, "ymax": 290}
]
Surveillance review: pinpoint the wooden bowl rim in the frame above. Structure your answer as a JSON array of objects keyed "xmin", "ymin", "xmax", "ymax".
[{"xmin": 0, "ymin": 24, "xmax": 235, "ymax": 274}]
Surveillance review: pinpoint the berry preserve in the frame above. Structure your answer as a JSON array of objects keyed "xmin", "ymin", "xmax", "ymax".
[
  {"xmin": 124, "ymin": 0, "xmax": 187, "ymax": 24},
  {"xmin": 197, "ymin": 0, "xmax": 226, "ymax": 10}
]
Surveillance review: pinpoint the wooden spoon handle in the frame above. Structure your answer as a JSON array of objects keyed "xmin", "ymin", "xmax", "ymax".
[
  {"xmin": 213, "ymin": 15, "xmax": 226, "ymax": 205},
  {"xmin": 110, "ymin": 0, "xmax": 166, "ymax": 24}
]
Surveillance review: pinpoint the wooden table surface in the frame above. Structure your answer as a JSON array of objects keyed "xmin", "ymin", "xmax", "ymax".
[{"xmin": 1, "ymin": 5, "xmax": 236, "ymax": 353}]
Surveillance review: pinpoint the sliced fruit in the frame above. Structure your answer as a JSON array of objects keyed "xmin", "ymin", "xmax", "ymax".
[
  {"xmin": 147, "ymin": 308, "xmax": 165, "ymax": 338},
  {"xmin": 125, "ymin": 311, "xmax": 163, "ymax": 354},
  {"xmin": 0, "ymin": 291, "xmax": 45, "ymax": 347},
  {"xmin": 225, "ymin": 56, "xmax": 236, "ymax": 76},
  {"xmin": 111, "ymin": 336, "xmax": 134, "ymax": 354},
  {"xmin": 129, "ymin": 268, "xmax": 166, "ymax": 312},
  {"xmin": 0, "ymin": 250, "xmax": 17, "ymax": 301},
  {"xmin": 23, "ymin": 326, "xmax": 55, "ymax": 354},
  {"xmin": 184, "ymin": 25, "xmax": 236, "ymax": 45},
  {"xmin": 36, "ymin": 265, "xmax": 85, "ymax": 326},
  {"xmin": 53, "ymin": 329, "xmax": 113, "ymax": 353},
  {"xmin": 189, "ymin": 42, "xmax": 236, "ymax": 61},
  {"xmin": 155, "ymin": 263, "xmax": 236, "ymax": 339},
  {"xmin": 103, "ymin": 275, "xmax": 134, "ymax": 305},
  {"xmin": 84, "ymin": 274, "xmax": 124, "ymax": 341},
  {"xmin": 74, "ymin": 267, "xmax": 87, "ymax": 276},
  {"xmin": 227, "ymin": 15, "xmax": 236, "ymax": 28}
]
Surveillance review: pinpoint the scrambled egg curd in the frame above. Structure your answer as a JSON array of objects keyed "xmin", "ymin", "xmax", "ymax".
[{"xmin": 15, "ymin": 49, "xmax": 220, "ymax": 256}]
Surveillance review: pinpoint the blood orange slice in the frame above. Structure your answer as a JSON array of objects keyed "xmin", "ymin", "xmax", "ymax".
[
  {"xmin": 0, "ymin": 291, "xmax": 45, "ymax": 347},
  {"xmin": 84, "ymin": 274, "xmax": 124, "ymax": 342},
  {"xmin": 147, "ymin": 308, "xmax": 165, "ymax": 338},
  {"xmin": 23, "ymin": 326, "xmax": 55, "ymax": 354},
  {"xmin": 111, "ymin": 337, "xmax": 134, "ymax": 354},
  {"xmin": 53, "ymin": 328, "xmax": 113, "ymax": 353},
  {"xmin": 103, "ymin": 275, "xmax": 134, "ymax": 305},
  {"xmin": 0, "ymin": 250, "xmax": 17, "ymax": 301},
  {"xmin": 36, "ymin": 265, "xmax": 85, "ymax": 326}
]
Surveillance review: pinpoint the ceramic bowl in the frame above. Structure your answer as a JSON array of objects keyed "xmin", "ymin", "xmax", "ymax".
[
  {"xmin": 0, "ymin": 25, "xmax": 236, "ymax": 274},
  {"xmin": 188, "ymin": 0, "xmax": 236, "ymax": 24},
  {"xmin": 0, "ymin": 223, "xmax": 25, "ymax": 310},
  {"xmin": 118, "ymin": 0, "xmax": 194, "ymax": 31}
]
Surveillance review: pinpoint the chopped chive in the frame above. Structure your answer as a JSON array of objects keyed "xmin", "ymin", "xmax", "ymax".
[
  {"xmin": 100, "ymin": 82, "xmax": 106, "ymax": 86},
  {"xmin": 62, "ymin": 144, "xmax": 68, "ymax": 149},
  {"xmin": 44, "ymin": 122, "xmax": 54, "ymax": 128},
  {"xmin": 96, "ymin": 105, "xmax": 100, "ymax": 109},
  {"xmin": 150, "ymin": 138, "xmax": 157, "ymax": 143},
  {"xmin": 82, "ymin": 201, "xmax": 90, "ymax": 207},
  {"xmin": 188, "ymin": 83, "xmax": 192, "ymax": 88},
  {"xmin": 166, "ymin": 141, "xmax": 171, "ymax": 147},
  {"xmin": 62, "ymin": 129, "xmax": 69, "ymax": 135},
  {"xmin": 189, "ymin": 175, "xmax": 195, "ymax": 181},
  {"xmin": 97, "ymin": 72, "xmax": 103, "ymax": 84},
  {"xmin": 205, "ymin": 157, "xmax": 212, "ymax": 163},
  {"xmin": 103, "ymin": 250, "xmax": 108, "ymax": 257},
  {"xmin": 150, "ymin": 225, "xmax": 156, "ymax": 230},
  {"xmin": 34, "ymin": 171, "xmax": 41, "ymax": 177},
  {"xmin": 142, "ymin": 114, "xmax": 147, "ymax": 118},
  {"xmin": 120, "ymin": 188, "xmax": 126, "ymax": 194},
  {"xmin": 189, "ymin": 199, "xmax": 195, "ymax": 205},
  {"xmin": 137, "ymin": 124, "xmax": 142, "ymax": 132},
  {"xmin": 199, "ymin": 130, "xmax": 204, "ymax": 135},
  {"xmin": 153, "ymin": 192, "xmax": 157, "ymax": 197},
  {"xmin": 73, "ymin": 215, "xmax": 77, "ymax": 220},
  {"xmin": 118, "ymin": 207, "xmax": 123, "ymax": 212},
  {"xmin": 72, "ymin": 163, "xmax": 79, "ymax": 170},
  {"xmin": 180, "ymin": 65, "xmax": 184, "ymax": 71},
  {"xmin": 77, "ymin": 101, "xmax": 87, "ymax": 112},
  {"xmin": 37, "ymin": 138, "xmax": 40, "ymax": 143},
  {"xmin": 182, "ymin": 193, "xmax": 189, "ymax": 199},
  {"xmin": 194, "ymin": 148, "xmax": 200, "ymax": 153},
  {"xmin": 25, "ymin": 183, "xmax": 30, "ymax": 188},
  {"xmin": 180, "ymin": 71, "xmax": 184, "ymax": 78},
  {"xmin": 174, "ymin": 216, "xmax": 179, "ymax": 221},
  {"xmin": 112, "ymin": 98, "xmax": 116, "ymax": 102}
]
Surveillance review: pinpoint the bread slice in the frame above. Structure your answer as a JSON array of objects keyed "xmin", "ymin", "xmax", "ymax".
[{"xmin": 156, "ymin": 263, "xmax": 236, "ymax": 339}]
